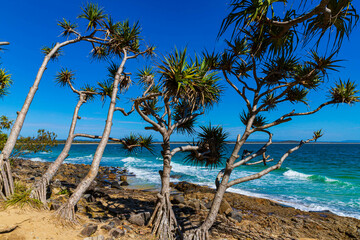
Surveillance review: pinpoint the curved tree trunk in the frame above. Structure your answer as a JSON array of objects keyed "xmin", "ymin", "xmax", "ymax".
[
  {"xmin": 184, "ymin": 176, "xmax": 229, "ymax": 240},
  {"xmin": 56, "ymin": 55, "xmax": 127, "ymax": 223},
  {"xmin": 0, "ymin": 39, "xmax": 81, "ymax": 200},
  {"xmin": 30, "ymin": 95, "xmax": 86, "ymax": 204},
  {"xmin": 147, "ymin": 138, "xmax": 182, "ymax": 240}
]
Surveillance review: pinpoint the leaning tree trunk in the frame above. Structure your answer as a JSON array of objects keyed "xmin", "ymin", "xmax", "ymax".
[
  {"xmin": 30, "ymin": 95, "xmax": 86, "ymax": 204},
  {"xmin": 184, "ymin": 174, "xmax": 230, "ymax": 240},
  {"xmin": 0, "ymin": 39, "xmax": 81, "ymax": 200},
  {"xmin": 147, "ymin": 138, "xmax": 182, "ymax": 240},
  {"xmin": 56, "ymin": 56, "xmax": 126, "ymax": 223}
]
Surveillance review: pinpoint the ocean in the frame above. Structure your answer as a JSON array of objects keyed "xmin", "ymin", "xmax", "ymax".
[{"xmin": 24, "ymin": 143, "xmax": 360, "ymax": 219}]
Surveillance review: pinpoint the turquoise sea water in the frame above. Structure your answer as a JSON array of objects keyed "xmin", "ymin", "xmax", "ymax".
[{"xmin": 24, "ymin": 143, "xmax": 360, "ymax": 219}]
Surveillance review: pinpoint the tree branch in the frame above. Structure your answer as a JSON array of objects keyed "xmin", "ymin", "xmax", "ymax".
[
  {"xmin": 170, "ymin": 145, "xmax": 200, "ymax": 156},
  {"xmin": 114, "ymin": 105, "xmax": 135, "ymax": 116},
  {"xmin": 265, "ymin": 0, "xmax": 330, "ymax": 27},
  {"xmin": 227, "ymin": 137, "xmax": 315, "ymax": 188},
  {"xmin": 232, "ymin": 130, "xmax": 273, "ymax": 168},
  {"xmin": 134, "ymin": 101, "xmax": 166, "ymax": 135}
]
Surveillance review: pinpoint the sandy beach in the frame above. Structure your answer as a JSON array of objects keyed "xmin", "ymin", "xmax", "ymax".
[{"xmin": 0, "ymin": 159, "xmax": 359, "ymax": 240}]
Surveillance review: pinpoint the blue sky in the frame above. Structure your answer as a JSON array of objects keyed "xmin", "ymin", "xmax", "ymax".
[{"xmin": 0, "ymin": 0, "xmax": 359, "ymax": 142}]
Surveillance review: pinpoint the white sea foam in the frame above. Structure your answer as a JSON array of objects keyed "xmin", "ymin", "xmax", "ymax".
[
  {"xmin": 126, "ymin": 166, "xmax": 160, "ymax": 183},
  {"xmin": 227, "ymin": 186, "xmax": 360, "ymax": 219},
  {"xmin": 283, "ymin": 169, "xmax": 312, "ymax": 180},
  {"xmin": 38, "ymin": 151, "xmax": 50, "ymax": 155},
  {"xmin": 121, "ymin": 157, "xmax": 142, "ymax": 164},
  {"xmin": 67, "ymin": 154, "xmax": 93, "ymax": 161},
  {"xmin": 29, "ymin": 157, "xmax": 45, "ymax": 162}
]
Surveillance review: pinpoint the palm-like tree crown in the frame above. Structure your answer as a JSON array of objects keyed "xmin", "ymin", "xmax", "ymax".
[
  {"xmin": 55, "ymin": 68, "xmax": 75, "ymax": 87},
  {"xmin": 0, "ymin": 68, "xmax": 12, "ymax": 97},
  {"xmin": 329, "ymin": 79, "xmax": 360, "ymax": 104},
  {"xmin": 185, "ymin": 124, "xmax": 229, "ymax": 169},
  {"xmin": 159, "ymin": 48, "xmax": 222, "ymax": 110}
]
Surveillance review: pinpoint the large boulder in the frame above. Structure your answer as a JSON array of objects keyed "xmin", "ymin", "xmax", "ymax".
[
  {"xmin": 219, "ymin": 199, "xmax": 232, "ymax": 215},
  {"xmin": 171, "ymin": 194, "xmax": 185, "ymax": 204},
  {"xmin": 109, "ymin": 228, "xmax": 125, "ymax": 238},
  {"xmin": 128, "ymin": 212, "xmax": 151, "ymax": 226},
  {"xmin": 80, "ymin": 223, "xmax": 98, "ymax": 237}
]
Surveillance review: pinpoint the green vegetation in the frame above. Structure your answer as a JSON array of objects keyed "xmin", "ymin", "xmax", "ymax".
[{"xmin": 5, "ymin": 181, "xmax": 42, "ymax": 208}]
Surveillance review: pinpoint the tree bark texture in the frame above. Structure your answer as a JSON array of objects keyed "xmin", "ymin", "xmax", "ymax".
[
  {"xmin": 30, "ymin": 95, "xmax": 86, "ymax": 204},
  {"xmin": 148, "ymin": 139, "xmax": 182, "ymax": 240},
  {"xmin": 56, "ymin": 54, "xmax": 127, "ymax": 223},
  {"xmin": 0, "ymin": 39, "xmax": 81, "ymax": 200}
]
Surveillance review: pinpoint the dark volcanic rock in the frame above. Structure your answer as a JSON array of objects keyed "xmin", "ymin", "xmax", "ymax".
[
  {"xmin": 109, "ymin": 228, "xmax": 125, "ymax": 238},
  {"xmin": 120, "ymin": 181, "xmax": 129, "ymax": 186},
  {"xmin": 100, "ymin": 224, "xmax": 112, "ymax": 232},
  {"xmin": 230, "ymin": 210, "xmax": 242, "ymax": 223},
  {"xmin": 128, "ymin": 212, "xmax": 150, "ymax": 226},
  {"xmin": 111, "ymin": 181, "xmax": 123, "ymax": 190},
  {"xmin": 171, "ymin": 194, "xmax": 185, "ymax": 204},
  {"xmin": 80, "ymin": 223, "xmax": 98, "ymax": 237}
]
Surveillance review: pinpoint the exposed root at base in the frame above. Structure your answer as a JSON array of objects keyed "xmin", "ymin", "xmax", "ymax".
[
  {"xmin": 147, "ymin": 193, "xmax": 182, "ymax": 240},
  {"xmin": 54, "ymin": 203, "xmax": 79, "ymax": 226},
  {"xmin": 30, "ymin": 178, "xmax": 48, "ymax": 206},
  {"xmin": 184, "ymin": 228, "xmax": 209, "ymax": 240}
]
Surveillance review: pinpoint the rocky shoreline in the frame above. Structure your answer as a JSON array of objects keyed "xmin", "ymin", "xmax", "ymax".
[{"xmin": 2, "ymin": 158, "xmax": 360, "ymax": 240}]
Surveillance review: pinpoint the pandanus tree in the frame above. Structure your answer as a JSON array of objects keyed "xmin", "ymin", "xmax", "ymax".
[
  {"xmin": 0, "ymin": 64, "xmax": 11, "ymax": 99},
  {"xmin": 29, "ymin": 68, "xmax": 97, "ymax": 203},
  {"xmin": 183, "ymin": 1, "xmax": 359, "ymax": 239},
  {"xmin": 0, "ymin": 42, "xmax": 11, "ymax": 98},
  {"xmin": 133, "ymin": 49, "xmax": 222, "ymax": 240},
  {"xmin": 55, "ymin": 14, "xmax": 155, "ymax": 222},
  {"xmin": 0, "ymin": 2, "xmax": 129, "ymax": 200}
]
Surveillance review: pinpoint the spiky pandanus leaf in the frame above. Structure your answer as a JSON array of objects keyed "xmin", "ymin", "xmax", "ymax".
[
  {"xmin": 159, "ymin": 48, "xmax": 222, "ymax": 109},
  {"xmin": 329, "ymin": 79, "xmax": 359, "ymax": 104},
  {"xmin": 80, "ymin": 84, "xmax": 97, "ymax": 102},
  {"xmin": 240, "ymin": 111, "xmax": 267, "ymax": 128},
  {"xmin": 121, "ymin": 134, "xmax": 154, "ymax": 153},
  {"xmin": 286, "ymin": 87, "xmax": 309, "ymax": 105},
  {"xmin": 262, "ymin": 9, "xmax": 299, "ymax": 55},
  {"xmin": 219, "ymin": 0, "xmax": 285, "ymax": 37},
  {"xmin": 173, "ymin": 101, "xmax": 197, "ymax": 134},
  {"xmin": 41, "ymin": 44, "xmax": 62, "ymax": 60},
  {"xmin": 78, "ymin": 2, "xmax": 107, "ymax": 31},
  {"xmin": 202, "ymin": 50, "xmax": 221, "ymax": 70},
  {"xmin": 262, "ymin": 54, "xmax": 299, "ymax": 85},
  {"xmin": 138, "ymin": 135, "xmax": 154, "ymax": 153},
  {"xmin": 0, "ymin": 115, "xmax": 13, "ymax": 130},
  {"xmin": 137, "ymin": 66, "xmax": 155, "ymax": 86},
  {"xmin": 293, "ymin": 64, "xmax": 322, "ymax": 89},
  {"xmin": 106, "ymin": 61, "xmax": 132, "ymax": 93},
  {"xmin": 185, "ymin": 125, "xmax": 229, "ymax": 169},
  {"xmin": 140, "ymin": 98, "xmax": 161, "ymax": 116},
  {"xmin": 304, "ymin": 0, "xmax": 358, "ymax": 50},
  {"xmin": 97, "ymin": 79, "xmax": 120, "ymax": 103},
  {"xmin": 234, "ymin": 60, "xmax": 253, "ymax": 78},
  {"xmin": 307, "ymin": 51, "xmax": 342, "ymax": 75},
  {"xmin": 57, "ymin": 18, "xmax": 78, "ymax": 37},
  {"xmin": 0, "ymin": 68, "xmax": 12, "ymax": 97},
  {"xmin": 107, "ymin": 20, "xmax": 142, "ymax": 55},
  {"xmin": 219, "ymin": 50, "xmax": 236, "ymax": 72},
  {"xmin": 55, "ymin": 68, "xmax": 75, "ymax": 87},
  {"xmin": 121, "ymin": 134, "xmax": 138, "ymax": 153},
  {"xmin": 261, "ymin": 93, "xmax": 277, "ymax": 111},
  {"xmin": 90, "ymin": 46, "xmax": 108, "ymax": 61},
  {"xmin": 313, "ymin": 129, "xmax": 324, "ymax": 141},
  {"xmin": 225, "ymin": 37, "xmax": 249, "ymax": 56}
]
